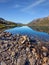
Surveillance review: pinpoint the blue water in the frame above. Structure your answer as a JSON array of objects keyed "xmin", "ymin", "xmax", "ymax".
[{"xmin": 5, "ymin": 26, "xmax": 49, "ymax": 42}]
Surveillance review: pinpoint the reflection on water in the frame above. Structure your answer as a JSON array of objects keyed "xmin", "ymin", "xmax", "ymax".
[{"xmin": 5, "ymin": 26, "xmax": 49, "ymax": 42}]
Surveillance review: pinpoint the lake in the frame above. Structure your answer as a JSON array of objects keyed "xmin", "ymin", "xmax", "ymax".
[{"xmin": 5, "ymin": 26, "xmax": 49, "ymax": 42}]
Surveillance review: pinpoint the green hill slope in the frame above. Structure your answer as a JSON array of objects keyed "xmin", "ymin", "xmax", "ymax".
[{"xmin": 0, "ymin": 18, "xmax": 18, "ymax": 29}]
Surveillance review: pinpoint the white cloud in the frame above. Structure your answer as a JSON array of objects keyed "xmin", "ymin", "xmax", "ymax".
[{"xmin": 21, "ymin": 0, "xmax": 46, "ymax": 11}]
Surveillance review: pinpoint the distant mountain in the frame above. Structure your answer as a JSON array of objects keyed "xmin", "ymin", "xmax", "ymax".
[
  {"xmin": 0, "ymin": 18, "xmax": 17, "ymax": 29},
  {"xmin": 0, "ymin": 18, "xmax": 17, "ymax": 25},
  {"xmin": 0, "ymin": 18, "xmax": 24, "ymax": 29},
  {"xmin": 28, "ymin": 16, "xmax": 49, "ymax": 26},
  {"xmin": 28, "ymin": 16, "xmax": 49, "ymax": 33},
  {"xmin": 0, "ymin": 18, "xmax": 5, "ymax": 21}
]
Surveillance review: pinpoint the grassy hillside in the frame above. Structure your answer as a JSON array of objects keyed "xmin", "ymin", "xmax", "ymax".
[
  {"xmin": 28, "ymin": 16, "xmax": 49, "ymax": 33},
  {"xmin": 28, "ymin": 16, "xmax": 49, "ymax": 26},
  {"xmin": 0, "ymin": 18, "xmax": 18, "ymax": 29},
  {"xmin": 0, "ymin": 24, "xmax": 6, "ymax": 28}
]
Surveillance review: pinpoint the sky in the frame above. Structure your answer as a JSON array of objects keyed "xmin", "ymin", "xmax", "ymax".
[{"xmin": 0, "ymin": 0, "xmax": 49, "ymax": 24}]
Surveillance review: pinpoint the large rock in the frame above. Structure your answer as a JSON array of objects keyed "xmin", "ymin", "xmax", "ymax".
[{"xmin": 18, "ymin": 36, "xmax": 27, "ymax": 45}]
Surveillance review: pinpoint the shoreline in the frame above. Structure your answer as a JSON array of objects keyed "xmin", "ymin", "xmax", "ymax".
[{"xmin": 0, "ymin": 32, "xmax": 49, "ymax": 65}]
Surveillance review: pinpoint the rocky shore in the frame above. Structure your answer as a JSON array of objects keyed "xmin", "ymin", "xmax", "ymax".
[{"xmin": 0, "ymin": 32, "xmax": 49, "ymax": 65}]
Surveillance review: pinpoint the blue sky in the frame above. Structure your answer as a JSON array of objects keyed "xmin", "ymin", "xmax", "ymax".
[{"xmin": 0, "ymin": 0, "xmax": 49, "ymax": 24}]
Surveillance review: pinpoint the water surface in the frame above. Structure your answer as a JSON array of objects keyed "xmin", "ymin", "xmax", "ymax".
[{"xmin": 5, "ymin": 26, "xmax": 49, "ymax": 42}]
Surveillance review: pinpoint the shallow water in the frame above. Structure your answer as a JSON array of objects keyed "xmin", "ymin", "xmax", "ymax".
[{"xmin": 5, "ymin": 26, "xmax": 49, "ymax": 42}]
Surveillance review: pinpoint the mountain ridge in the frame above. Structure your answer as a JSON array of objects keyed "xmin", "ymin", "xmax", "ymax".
[
  {"xmin": 0, "ymin": 18, "xmax": 17, "ymax": 29},
  {"xmin": 27, "ymin": 16, "xmax": 49, "ymax": 33},
  {"xmin": 28, "ymin": 16, "xmax": 49, "ymax": 26}
]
